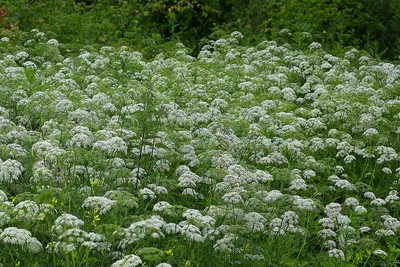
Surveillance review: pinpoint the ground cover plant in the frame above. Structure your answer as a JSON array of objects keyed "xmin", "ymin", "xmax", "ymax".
[{"xmin": 0, "ymin": 29, "xmax": 400, "ymax": 266}]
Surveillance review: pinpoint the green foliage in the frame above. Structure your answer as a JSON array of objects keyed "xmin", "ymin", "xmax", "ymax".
[
  {"xmin": 1, "ymin": 0, "xmax": 224, "ymax": 57},
  {"xmin": 223, "ymin": 0, "xmax": 400, "ymax": 60},
  {"xmin": 2, "ymin": 0, "xmax": 400, "ymax": 59}
]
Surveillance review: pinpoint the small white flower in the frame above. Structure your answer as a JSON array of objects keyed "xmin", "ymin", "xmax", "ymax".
[
  {"xmin": 375, "ymin": 229, "xmax": 395, "ymax": 236},
  {"xmin": 319, "ymin": 218, "xmax": 335, "ymax": 229},
  {"xmin": 179, "ymin": 223, "xmax": 204, "ymax": 242},
  {"xmin": 182, "ymin": 188, "xmax": 203, "ymax": 199},
  {"xmin": 264, "ymin": 190, "xmax": 283, "ymax": 202},
  {"xmin": 373, "ymin": 250, "xmax": 387, "ymax": 256},
  {"xmin": 178, "ymin": 171, "xmax": 201, "ymax": 188},
  {"xmin": 364, "ymin": 191, "xmax": 376, "ymax": 200},
  {"xmin": 303, "ymin": 170, "xmax": 316, "ymax": 179},
  {"xmin": 344, "ymin": 197, "xmax": 359, "ymax": 207},
  {"xmin": 0, "ymin": 227, "xmax": 42, "ymax": 253},
  {"xmin": 231, "ymin": 31, "xmax": 244, "ymax": 39},
  {"xmin": 308, "ymin": 42, "xmax": 322, "ymax": 50},
  {"xmin": 47, "ymin": 39, "xmax": 59, "ymax": 46},
  {"xmin": 382, "ymin": 215, "xmax": 400, "ymax": 231},
  {"xmin": 0, "ymin": 189, "xmax": 8, "ymax": 202},
  {"xmin": 354, "ymin": 205, "xmax": 367, "ymax": 214},
  {"xmin": 52, "ymin": 213, "xmax": 84, "ymax": 235},
  {"xmin": 111, "ymin": 254, "xmax": 142, "ymax": 267},
  {"xmin": 359, "ymin": 226, "xmax": 371, "ymax": 233},
  {"xmin": 0, "ymin": 211, "xmax": 11, "ymax": 226},
  {"xmin": 336, "ymin": 214, "xmax": 351, "ymax": 227},
  {"xmin": 139, "ymin": 188, "xmax": 156, "ymax": 200},
  {"xmin": 244, "ymin": 212, "xmax": 266, "ymax": 233},
  {"xmin": 325, "ymin": 203, "xmax": 342, "ymax": 218},
  {"xmin": 292, "ymin": 196, "xmax": 316, "ymax": 211},
  {"xmin": 13, "ymin": 200, "xmax": 39, "ymax": 221},
  {"xmin": 363, "ymin": 128, "xmax": 379, "ymax": 136},
  {"xmin": 371, "ymin": 198, "xmax": 386, "ymax": 207},
  {"xmin": 93, "ymin": 136, "xmax": 128, "ymax": 155},
  {"xmin": 324, "ymin": 240, "xmax": 337, "ymax": 250},
  {"xmin": 328, "ymin": 248, "xmax": 345, "ymax": 261},
  {"xmin": 281, "ymin": 211, "xmax": 299, "ymax": 227},
  {"xmin": 344, "ymin": 155, "xmax": 356, "ymax": 164},
  {"xmin": 0, "ymin": 159, "xmax": 25, "ymax": 183},
  {"xmin": 318, "ymin": 229, "xmax": 337, "ymax": 239},
  {"xmin": 222, "ymin": 192, "xmax": 243, "ymax": 204},
  {"xmin": 82, "ymin": 196, "xmax": 115, "ymax": 214},
  {"xmin": 289, "ymin": 178, "xmax": 307, "ymax": 190},
  {"xmin": 382, "ymin": 167, "xmax": 392, "ymax": 174},
  {"xmin": 213, "ymin": 234, "xmax": 237, "ymax": 253}
]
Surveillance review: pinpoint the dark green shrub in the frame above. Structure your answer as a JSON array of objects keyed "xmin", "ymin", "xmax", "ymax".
[
  {"xmin": 1, "ymin": 0, "xmax": 225, "ymax": 57},
  {"xmin": 2, "ymin": 0, "xmax": 400, "ymax": 60},
  {"xmin": 222, "ymin": 0, "xmax": 400, "ymax": 60}
]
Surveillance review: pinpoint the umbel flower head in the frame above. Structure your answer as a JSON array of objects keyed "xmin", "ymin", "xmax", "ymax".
[
  {"xmin": 82, "ymin": 196, "xmax": 115, "ymax": 214},
  {"xmin": 0, "ymin": 159, "xmax": 25, "ymax": 183},
  {"xmin": 111, "ymin": 254, "xmax": 142, "ymax": 267},
  {"xmin": 0, "ymin": 227, "xmax": 43, "ymax": 253},
  {"xmin": 51, "ymin": 213, "xmax": 84, "ymax": 235}
]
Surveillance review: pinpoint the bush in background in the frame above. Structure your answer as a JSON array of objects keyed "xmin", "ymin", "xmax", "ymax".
[
  {"xmin": 1, "ymin": 0, "xmax": 400, "ymax": 60},
  {"xmin": 224, "ymin": 0, "xmax": 400, "ymax": 60}
]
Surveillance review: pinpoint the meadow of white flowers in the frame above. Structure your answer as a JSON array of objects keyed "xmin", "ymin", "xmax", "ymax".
[{"xmin": 0, "ymin": 29, "xmax": 399, "ymax": 266}]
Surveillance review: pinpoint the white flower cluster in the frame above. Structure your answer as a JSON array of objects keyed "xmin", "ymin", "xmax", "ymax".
[
  {"xmin": 82, "ymin": 196, "xmax": 115, "ymax": 214},
  {"xmin": 381, "ymin": 215, "xmax": 400, "ymax": 232},
  {"xmin": 119, "ymin": 216, "xmax": 165, "ymax": 249},
  {"xmin": 178, "ymin": 222, "xmax": 204, "ymax": 242},
  {"xmin": 259, "ymin": 151, "xmax": 288, "ymax": 165},
  {"xmin": 93, "ymin": 136, "xmax": 128, "ymax": 155},
  {"xmin": 328, "ymin": 248, "xmax": 345, "ymax": 261},
  {"xmin": 48, "ymin": 222, "xmax": 111, "ymax": 254},
  {"xmin": 289, "ymin": 178, "xmax": 307, "ymax": 190},
  {"xmin": 0, "ymin": 227, "xmax": 42, "ymax": 253},
  {"xmin": 376, "ymin": 146, "xmax": 399, "ymax": 164},
  {"xmin": 31, "ymin": 140, "xmax": 55, "ymax": 158},
  {"xmin": 213, "ymin": 233, "xmax": 238, "ymax": 253},
  {"xmin": 269, "ymin": 211, "xmax": 303, "ymax": 236},
  {"xmin": 81, "ymin": 232, "xmax": 112, "ymax": 253},
  {"xmin": 212, "ymin": 153, "xmax": 237, "ymax": 170},
  {"xmin": 153, "ymin": 201, "xmax": 172, "ymax": 212},
  {"xmin": 0, "ymin": 159, "xmax": 25, "ymax": 183},
  {"xmin": 222, "ymin": 192, "xmax": 243, "ymax": 205},
  {"xmin": 182, "ymin": 209, "xmax": 215, "ymax": 229},
  {"xmin": 111, "ymin": 254, "xmax": 142, "ymax": 267},
  {"xmin": 51, "ymin": 213, "xmax": 84, "ymax": 235},
  {"xmin": 324, "ymin": 203, "xmax": 342, "ymax": 218},
  {"xmin": 292, "ymin": 196, "xmax": 316, "ymax": 211},
  {"xmin": 385, "ymin": 190, "xmax": 399, "ymax": 203},
  {"xmin": 139, "ymin": 188, "xmax": 157, "ymax": 200},
  {"xmin": 177, "ymin": 170, "xmax": 202, "ymax": 188},
  {"xmin": 244, "ymin": 212, "xmax": 267, "ymax": 233},
  {"xmin": 13, "ymin": 200, "xmax": 40, "ymax": 222}
]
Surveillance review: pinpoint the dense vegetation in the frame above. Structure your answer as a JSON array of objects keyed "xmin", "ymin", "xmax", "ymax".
[
  {"xmin": 1, "ymin": 0, "xmax": 400, "ymax": 60},
  {"xmin": 1, "ymin": 1, "xmax": 400, "ymax": 267}
]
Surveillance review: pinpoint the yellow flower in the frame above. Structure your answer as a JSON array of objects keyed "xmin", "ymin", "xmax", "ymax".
[
  {"xmin": 15, "ymin": 261, "xmax": 21, "ymax": 267},
  {"xmin": 90, "ymin": 179, "xmax": 99, "ymax": 186},
  {"xmin": 165, "ymin": 249, "xmax": 173, "ymax": 256},
  {"xmin": 185, "ymin": 260, "xmax": 191, "ymax": 266}
]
